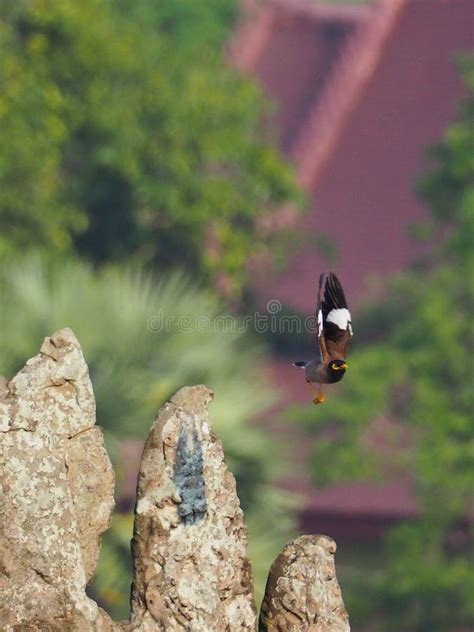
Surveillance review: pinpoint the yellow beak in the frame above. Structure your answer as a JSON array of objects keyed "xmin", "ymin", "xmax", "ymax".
[{"xmin": 333, "ymin": 362, "xmax": 348, "ymax": 371}]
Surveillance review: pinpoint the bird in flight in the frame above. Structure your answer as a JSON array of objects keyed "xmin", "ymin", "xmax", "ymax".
[{"xmin": 293, "ymin": 272, "xmax": 353, "ymax": 405}]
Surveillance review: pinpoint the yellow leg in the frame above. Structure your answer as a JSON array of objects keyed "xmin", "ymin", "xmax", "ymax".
[{"xmin": 305, "ymin": 380, "xmax": 325, "ymax": 405}]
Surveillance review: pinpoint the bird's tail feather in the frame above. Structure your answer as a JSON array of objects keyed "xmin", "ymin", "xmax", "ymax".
[{"xmin": 293, "ymin": 361, "xmax": 307, "ymax": 368}]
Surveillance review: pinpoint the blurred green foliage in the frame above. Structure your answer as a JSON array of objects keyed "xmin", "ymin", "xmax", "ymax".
[
  {"xmin": 0, "ymin": 256, "xmax": 295, "ymax": 618},
  {"xmin": 0, "ymin": 0, "xmax": 302, "ymax": 620},
  {"xmin": 287, "ymin": 57, "xmax": 474, "ymax": 631},
  {"xmin": 2, "ymin": 0, "xmax": 471, "ymax": 625},
  {"xmin": 0, "ymin": 0, "xmax": 300, "ymax": 297}
]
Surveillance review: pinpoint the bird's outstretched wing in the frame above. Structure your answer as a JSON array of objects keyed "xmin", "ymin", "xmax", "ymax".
[{"xmin": 316, "ymin": 272, "xmax": 353, "ymax": 360}]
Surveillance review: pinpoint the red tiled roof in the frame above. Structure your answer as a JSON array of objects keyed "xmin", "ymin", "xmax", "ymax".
[
  {"xmin": 290, "ymin": 0, "xmax": 406, "ymax": 187},
  {"xmin": 231, "ymin": 0, "xmax": 371, "ymax": 151},
  {"xmin": 303, "ymin": 480, "xmax": 418, "ymax": 518},
  {"xmin": 232, "ymin": 0, "xmax": 473, "ymax": 312}
]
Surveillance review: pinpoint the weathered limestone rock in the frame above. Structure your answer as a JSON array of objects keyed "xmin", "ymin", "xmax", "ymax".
[
  {"xmin": 0, "ymin": 329, "xmax": 351, "ymax": 631},
  {"xmin": 259, "ymin": 535, "xmax": 350, "ymax": 632},
  {"xmin": 0, "ymin": 328, "xmax": 115, "ymax": 631},
  {"xmin": 129, "ymin": 385, "xmax": 256, "ymax": 631}
]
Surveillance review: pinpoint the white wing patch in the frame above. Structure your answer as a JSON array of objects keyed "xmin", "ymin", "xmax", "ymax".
[
  {"xmin": 317, "ymin": 309, "xmax": 324, "ymax": 337},
  {"xmin": 327, "ymin": 308, "xmax": 353, "ymax": 334}
]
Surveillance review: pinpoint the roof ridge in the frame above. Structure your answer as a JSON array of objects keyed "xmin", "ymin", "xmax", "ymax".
[
  {"xmin": 229, "ymin": 0, "xmax": 370, "ymax": 71},
  {"xmin": 269, "ymin": 0, "xmax": 372, "ymax": 22},
  {"xmin": 289, "ymin": 0, "xmax": 408, "ymax": 189},
  {"xmin": 229, "ymin": 1, "xmax": 276, "ymax": 71}
]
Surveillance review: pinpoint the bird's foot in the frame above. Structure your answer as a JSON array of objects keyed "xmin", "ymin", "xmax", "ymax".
[
  {"xmin": 312, "ymin": 393, "xmax": 326, "ymax": 405},
  {"xmin": 305, "ymin": 380, "xmax": 325, "ymax": 405}
]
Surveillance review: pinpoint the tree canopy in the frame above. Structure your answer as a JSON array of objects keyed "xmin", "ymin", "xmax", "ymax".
[{"xmin": 0, "ymin": 0, "xmax": 300, "ymax": 297}]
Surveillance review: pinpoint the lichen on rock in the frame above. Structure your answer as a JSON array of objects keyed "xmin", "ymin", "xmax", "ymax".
[{"xmin": 129, "ymin": 385, "xmax": 257, "ymax": 632}]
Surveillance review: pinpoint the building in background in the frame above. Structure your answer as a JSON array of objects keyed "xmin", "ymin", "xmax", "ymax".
[
  {"xmin": 231, "ymin": 0, "xmax": 473, "ymax": 540},
  {"xmin": 232, "ymin": 0, "xmax": 472, "ymax": 311}
]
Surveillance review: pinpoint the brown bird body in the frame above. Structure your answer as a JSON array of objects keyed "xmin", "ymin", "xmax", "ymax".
[{"xmin": 293, "ymin": 272, "xmax": 353, "ymax": 404}]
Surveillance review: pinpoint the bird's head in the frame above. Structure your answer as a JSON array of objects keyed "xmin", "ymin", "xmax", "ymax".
[{"xmin": 327, "ymin": 359, "xmax": 348, "ymax": 382}]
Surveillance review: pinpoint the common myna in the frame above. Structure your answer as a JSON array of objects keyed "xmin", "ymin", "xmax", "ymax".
[{"xmin": 293, "ymin": 272, "xmax": 353, "ymax": 405}]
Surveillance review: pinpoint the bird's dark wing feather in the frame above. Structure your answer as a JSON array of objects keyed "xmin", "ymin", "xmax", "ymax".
[
  {"xmin": 315, "ymin": 272, "xmax": 353, "ymax": 360},
  {"xmin": 315, "ymin": 273, "xmax": 328, "ymax": 361},
  {"xmin": 321, "ymin": 273, "xmax": 348, "ymax": 315}
]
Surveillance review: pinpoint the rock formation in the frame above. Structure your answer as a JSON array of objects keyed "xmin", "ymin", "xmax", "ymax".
[
  {"xmin": 0, "ymin": 329, "xmax": 350, "ymax": 631},
  {"xmin": 0, "ymin": 328, "xmax": 115, "ymax": 631},
  {"xmin": 129, "ymin": 385, "xmax": 256, "ymax": 631},
  {"xmin": 259, "ymin": 535, "xmax": 350, "ymax": 632}
]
